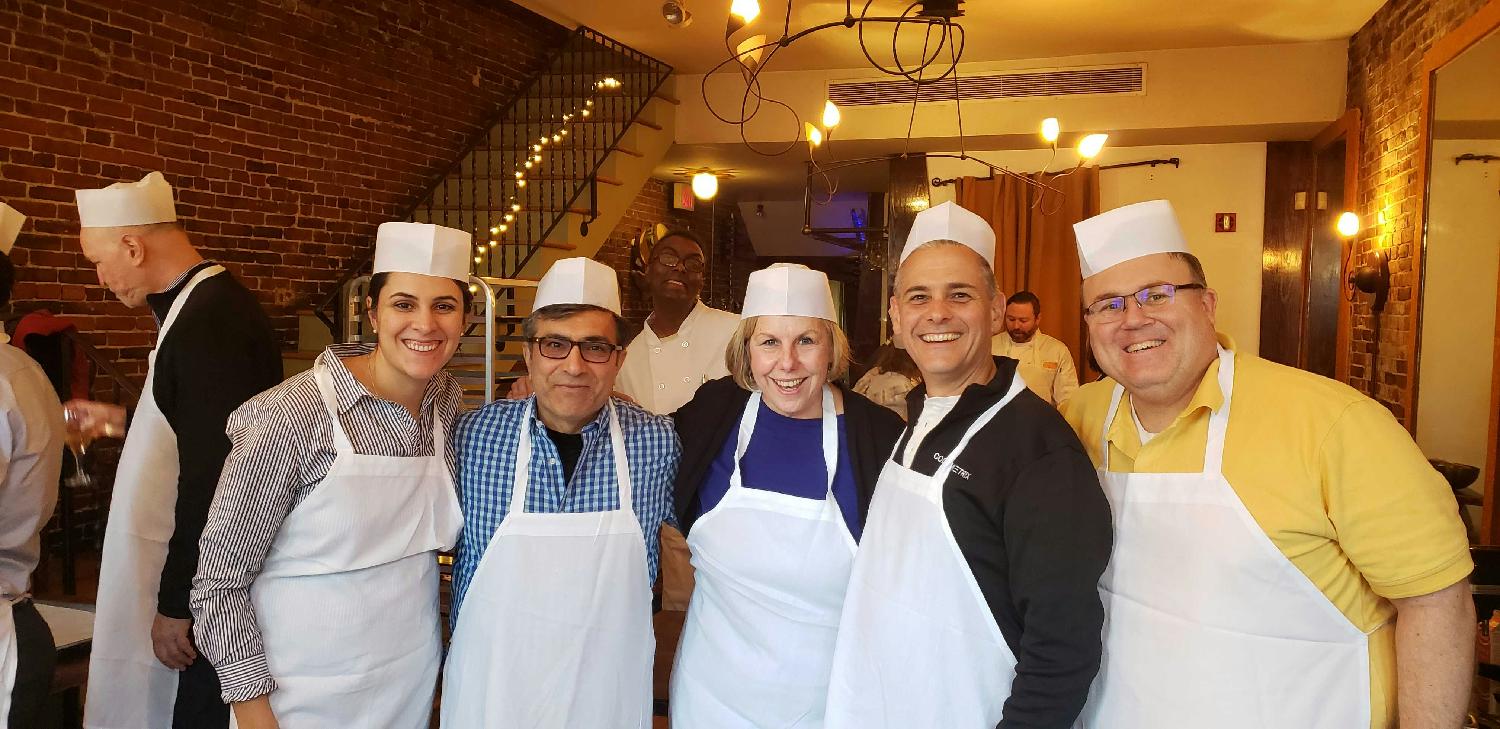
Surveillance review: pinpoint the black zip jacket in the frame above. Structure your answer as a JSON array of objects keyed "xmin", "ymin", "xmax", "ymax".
[
  {"xmin": 146, "ymin": 262, "xmax": 282, "ymax": 619},
  {"xmin": 896, "ymin": 356, "xmax": 1113, "ymax": 729}
]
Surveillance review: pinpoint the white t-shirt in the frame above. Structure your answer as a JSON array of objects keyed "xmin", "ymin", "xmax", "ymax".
[
  {"xmin": 615, "ymin": 301, "xmax": 741, "ymax": 415},
  {"xmin": 1130, "ymin": 403, "xmax": 1158, "ymax": 445},
  {"xmin": 901, "ymin": 394, "xmax": 960, "ymax": 466}
]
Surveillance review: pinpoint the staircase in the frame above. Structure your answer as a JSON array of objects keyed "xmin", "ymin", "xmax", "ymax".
[{"xmin": 295, "ymin": 27, "xmax": 676, "ymax": 404}]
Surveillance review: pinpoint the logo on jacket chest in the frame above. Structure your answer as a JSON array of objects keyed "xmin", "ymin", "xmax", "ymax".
[{"xmin": 930, "ymin": 452, "xmax": 972, "ymax": 480}]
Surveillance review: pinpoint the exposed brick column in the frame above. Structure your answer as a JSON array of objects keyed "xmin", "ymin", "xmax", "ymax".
[{"xmin": 1345, "ymin": 0, "xmax": 1489, "ymax": 419}]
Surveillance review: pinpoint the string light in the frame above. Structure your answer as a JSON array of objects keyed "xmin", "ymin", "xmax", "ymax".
[
  {"xmin": 505, "ymin": 213, "xmax": 515, "ymax": 222},
  {"xmin": 511, "ymin": 203, "xmax": 522, "ymax": 212}
]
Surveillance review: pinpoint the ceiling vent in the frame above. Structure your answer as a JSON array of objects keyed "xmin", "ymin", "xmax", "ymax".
[{"xmin": 827, "ymin": 64, "xmax": 1145, "ymax": 106}]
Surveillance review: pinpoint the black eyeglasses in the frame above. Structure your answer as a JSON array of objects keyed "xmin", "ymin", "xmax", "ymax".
[
  {"xmin": 1084, "ymin": 283, "xmax": 1206, "ymax": 322},
  {"xmin": 652, "ymin": 249, "xmax": 705, "ymax": 274},
  {"xmin": 528, "ymin": 336, "xmax": 624, "ymax": 364}
]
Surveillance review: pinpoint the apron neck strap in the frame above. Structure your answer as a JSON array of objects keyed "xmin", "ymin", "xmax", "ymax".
[
  {"xmin": 510, "ymin": 400, "xmax": 633, "ymax": 515},
  {"xmin": 1100, "ymin": 346, "xmax": 1235, "ymax": 475},
  {"xmin": 156, "ymin": 264, "xmax": 225, "ymax": 341},
  {"xmin": 729, "ymin": 386, "xmax": 839, "ymax": 498},
  {"xmin": 930, "ymin": 375, "xmax": 1027, "ymax": 485}
]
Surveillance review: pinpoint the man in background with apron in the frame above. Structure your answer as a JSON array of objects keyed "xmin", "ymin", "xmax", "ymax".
[
  {"xmin": 1060, "ymin": 200, "xmax": 1474, "ymax": 728},
  {"xmin": 442, "ymin": 257, "xmax": 680, "ymax": 728},
  {"xmin": 824, "ymin": 201, "xmax": 1113, "ymax": 728},
  {"xmin": 69, "ymin": 173, "xmax": 281, "ymax": 729},
  {"xmin": 0, "ymin": 202, "xmax": 63, "ymax": 728}
]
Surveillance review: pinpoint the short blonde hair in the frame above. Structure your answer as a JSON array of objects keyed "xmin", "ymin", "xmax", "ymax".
[{"xmin": 726, "ymin": 315, "xmax": 852, "ymax": 391}]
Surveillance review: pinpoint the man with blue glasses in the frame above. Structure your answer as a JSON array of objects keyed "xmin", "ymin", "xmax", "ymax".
[
  {"xmin": 1061, "ymin": 199, "xmax": 1473, "ymax": 729},
  {"xmin": 442, "ymin": 257, "xmax": 680, "ymax": 729}
]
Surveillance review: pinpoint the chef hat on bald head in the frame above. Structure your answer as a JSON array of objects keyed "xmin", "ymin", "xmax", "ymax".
[
  {"xmin": 1073, "ymin": 200, "xmax": 1190, "ymax": 278},
  {"xmin": 75, "ymin": 172, "xmax": 179, "ymax": 229},
  {"xmin": 900, "ymin": 201, "xmax": 996, "ymax": 268},
  {"xmin": 0, "ymin": 203, "xmax": 24, "ymax": 256}
]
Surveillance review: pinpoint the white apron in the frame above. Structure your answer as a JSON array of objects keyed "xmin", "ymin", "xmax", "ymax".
[
  {"xmin": 441, "ymin": 400, "xmax": 653, "ymax": 729},
  {"xmin": 1080, "ymin": 348, "xmax": 1372, "ymax": 728},
  {"xmin": 85, "ymin": 265, "xmax": 225, "ymax": 729},
  {"xmin": 229, "ymin": 362, "xmax": 462, "ymax": 728},
  {"xmin": 824, "ymin": 376, "xmax": 1027, "ymax": 729},
  {"xmin": 671, "ymin": 387, "xmax": 852, "ymax": 729},
  {"xmin": 0, "ymin": 597, "xmax": 16, "ymax": 721}
]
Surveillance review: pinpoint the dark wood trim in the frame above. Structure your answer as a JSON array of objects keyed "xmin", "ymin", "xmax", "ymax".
[
  {"xmin": 1410, "ymin": 0, "xmax": 1500, "ymax": 542},
  {"xmin": 1310, "ymin": 108, "xmax": 1360, "ymax": 383}
]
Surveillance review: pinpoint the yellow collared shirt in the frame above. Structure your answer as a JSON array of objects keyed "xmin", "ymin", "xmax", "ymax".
[{"xmin": 1060, "ymin": 335, "xmax": 1472, "ymax": 728}]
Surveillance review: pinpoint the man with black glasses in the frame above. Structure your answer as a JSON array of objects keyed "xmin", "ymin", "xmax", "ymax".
[
  {"xmin": 443, "ymin": 256, "xmax": 680, "ymax": 728},
  {"xmin": 1061, "ymin": 200, "xmax": 1473, "ymax": 729},
  {"xmin": 617, "ymin": 229, "xmax": 739, "ymax": 414}
]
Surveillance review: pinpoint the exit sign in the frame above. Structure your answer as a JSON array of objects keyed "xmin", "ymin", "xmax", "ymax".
[{"xmin": 1214, "ymin": 213, "xmax": 1237, "ymax": 233}]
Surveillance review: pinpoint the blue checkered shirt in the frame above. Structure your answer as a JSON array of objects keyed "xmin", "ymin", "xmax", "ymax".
[{"xmin": 450, "ymin": 397, "xmax": 681, "ymax": 621}]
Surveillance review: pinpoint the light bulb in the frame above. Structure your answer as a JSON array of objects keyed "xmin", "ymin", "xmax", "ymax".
[
  {"xmin": 515, "ymin": 171, "xmax": 524, "ymax": 179},
  {"xmin": 730, "ymin": 0, "xmax": 760, "ymax": 24},
  {"xmin": 805, "ymin": 122, "xmax": 822, "ymax": 148},
  {"xmin": 504, "ymin": 213, "xmax": 515, "ymax": 222},
  {"xmin": 1077, "ymin": 133, "xmax": 1108, "ymax": 160},
  {"xmin": 581, "ymin": 109, "xmax": 591, "ymax": 117},
  {"xmin": 473, "ymin": 255, "xmax": 482, "ymax": 264},
  {"xmin": 469, "ymin": 284, "xmax": 479, "ymax": 293},
  {"xmin": 489, "ymin": 227, "xmax": 499, "ymax": 234},
  {"xmin": 822, "ymin": 100, "xmax": 841, "ymax": 129},
  {"xmin": 539, "ymin": 137, "xmax": 548, "ymax": 145},
  {"xmin": 498, "ymin": 224, "xmax": 508, "ymax": 232},
  {"xmin": 1337, "ymin": 211, "xmax": 1359, "ymax": 238},
  {"xmin": 691, "ymin": 172, "xmax": 718, "ymax": 200},
  {"xmin": 524, "ymin": 160, "xmax": 533, "ymax": 169},
  {"xmin": 488, "ymin": 240, "xmax": 496, "ymax": 247},
  {"xmin": 586, "ymin": 100, "xmax": 593, "ymax": 107},
  {"xmin": 552, "ymin": 134, "xmax": 561, "ymax": 142},
  {"xmin": 511, "ymin": 203, "xmax": 522, "ymax": 212},
  {"xmin": 533, "ymin": 144, "xmax": 542, "ymax": 152},
  {"xmin": 1040, "ymin": 117, "xmax": 1060, "ymax": 144},
  {"xmin": 517, "ymin": 179, "xmax": 526, "ymax": 188}
]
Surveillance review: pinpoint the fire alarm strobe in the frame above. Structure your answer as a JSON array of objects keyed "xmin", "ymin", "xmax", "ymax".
[{"xmin": 1214, "ymin": 213, "xmax": 1237, "ymax": 233}]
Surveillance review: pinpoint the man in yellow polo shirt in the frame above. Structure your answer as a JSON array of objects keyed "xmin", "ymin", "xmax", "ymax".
[{"xmin": 1060, "ymin": 199, "xmax": 1473, "ymax": 729}]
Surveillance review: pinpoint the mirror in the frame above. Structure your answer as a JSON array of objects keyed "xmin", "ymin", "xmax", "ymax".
[{"xmin": 1414, "ymin": 22, "xmax": 1500, "ymax": 542}]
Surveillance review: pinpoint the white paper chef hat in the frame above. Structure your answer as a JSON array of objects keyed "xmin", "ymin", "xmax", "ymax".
[
  {"xmin": 1073, "ymin": 200, "xmax": 1190, "ymax": 278},
  {"xmin": 0, "ymin": 203, "xmax": 24, "ymax": 256},
  {"xmin": 900, "ymin": 201, "xmax": 996, "ymax": 267},
  {"xmin": 75, "ymin": 172, "xmax": 179, "ymax": 228},
  {"xmin": 372, "ymin": 222, "xmax": 472, "ymax": 283},
  {"xmin": 533, "ymin": 257, "xmax": 621, "ymax": 316},
  {"xmin": 741, "ymin": 263, "xmax": 837, "ymax": 321}
]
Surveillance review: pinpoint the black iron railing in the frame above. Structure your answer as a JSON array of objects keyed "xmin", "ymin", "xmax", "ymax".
[{"xmin": 312, "ymin": 27, "xmax": 673, "ymax": 339}]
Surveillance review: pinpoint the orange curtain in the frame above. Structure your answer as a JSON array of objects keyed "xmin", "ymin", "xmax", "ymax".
[{"xmin": 958, "ymin": 167, "xmax": 1102, "ymax": 383}]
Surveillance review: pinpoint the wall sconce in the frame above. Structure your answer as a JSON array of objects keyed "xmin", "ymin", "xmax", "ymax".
[{"xmin": 1348, "ymin": 250, "xmax": 1389, "ymax": 313}]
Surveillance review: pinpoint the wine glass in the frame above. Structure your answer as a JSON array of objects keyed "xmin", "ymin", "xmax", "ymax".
[{"xmin": 61, "ymin": 408, "xmax": 94, "ymax": 488}]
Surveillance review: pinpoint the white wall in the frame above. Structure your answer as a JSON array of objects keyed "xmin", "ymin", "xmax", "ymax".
[
  {"xmin": 928, "ymin": 142, "xmax": 1267, "ymax": 354},
  {"xmin": 1416, "ymin": 139, "xmax": 1500, "ymax": 494}
]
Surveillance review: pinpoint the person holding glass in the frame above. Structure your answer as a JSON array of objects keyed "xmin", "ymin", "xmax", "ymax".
[
  {"xmin": 667, "ymin": 263, "xmax": 904, "ymax": 728},
  {"xmin": 191, "ymin": 223, "xmax": 470, "ymax": 729},
  {"xmin": 0, "ymin": 202, "xmax": 63, "ymax": 728}
]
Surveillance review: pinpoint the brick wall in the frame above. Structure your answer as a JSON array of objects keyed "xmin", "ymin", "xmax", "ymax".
[
  {"xmin": 1, "ymin": 0, "xmax": 566, "ymax": 382},
  {"xmin": 594, "ymin": 177, "xmax": 756, "ymax": 338},
  {"xmin": 1345, "ymin": 0, "xmax": 1489, "ymax": 418}
]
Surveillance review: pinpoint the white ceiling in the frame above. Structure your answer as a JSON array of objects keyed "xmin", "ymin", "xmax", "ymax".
[{"xmin": 513, "ymin": 0, "xmax": 1388, "ymax": 74}]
